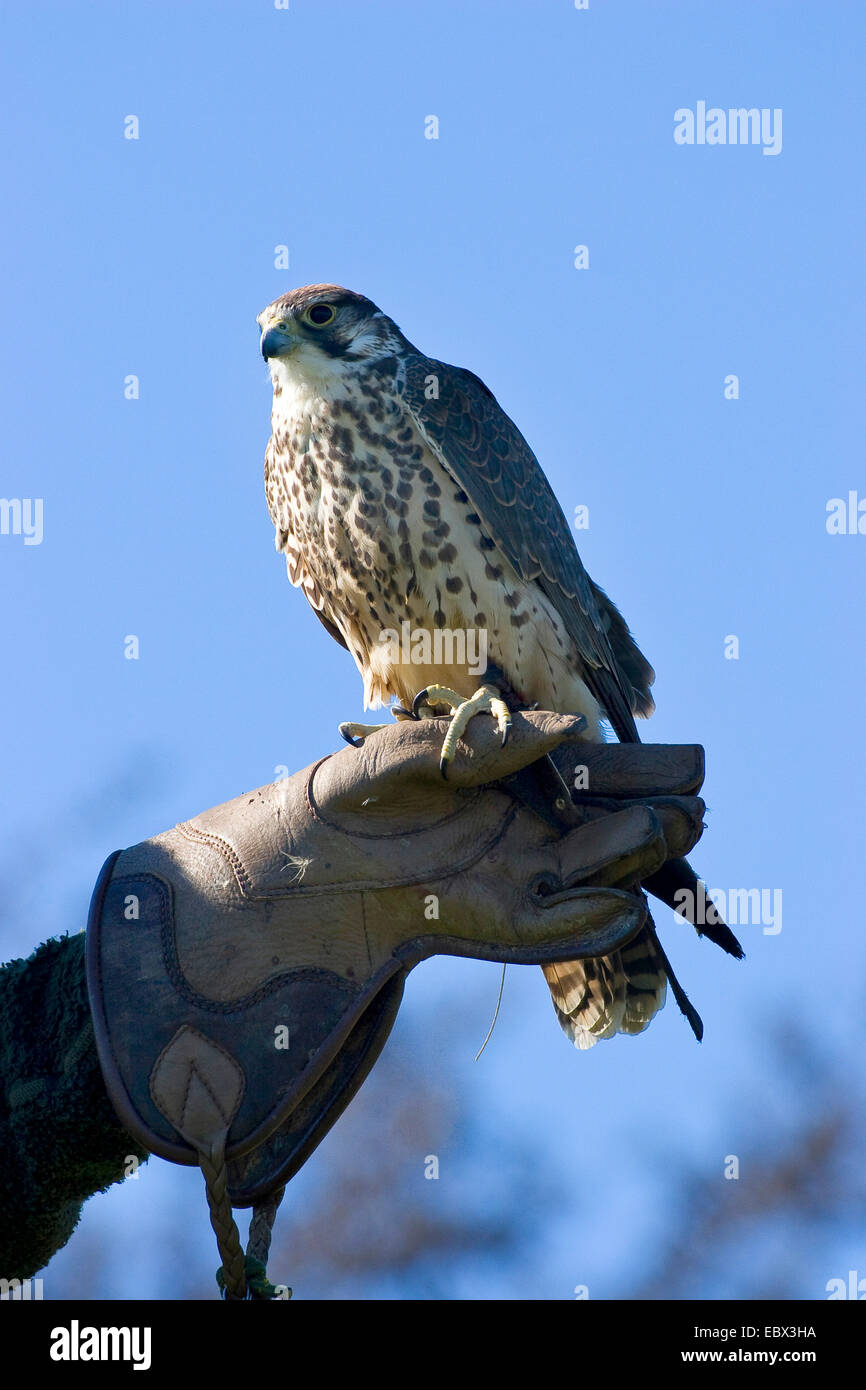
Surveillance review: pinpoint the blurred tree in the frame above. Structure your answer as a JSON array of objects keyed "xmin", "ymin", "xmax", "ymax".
[{"xmin": 624, "ymin": 1024, "xmax": 866, "ymax": 1300}]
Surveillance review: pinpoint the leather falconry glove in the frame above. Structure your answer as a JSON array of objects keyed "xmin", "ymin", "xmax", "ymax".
[{"xmin": 86, "ymin": 711, "xmax": 709, "ymax": 1298}]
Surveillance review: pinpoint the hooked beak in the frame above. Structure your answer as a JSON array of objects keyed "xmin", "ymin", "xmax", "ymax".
[{"xmin": 260, "ymin": 322, "xmax": 295, "ymax": 361}]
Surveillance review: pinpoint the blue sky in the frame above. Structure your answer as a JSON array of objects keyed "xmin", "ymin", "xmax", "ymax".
[{"xmin": 2, "ymin": 0, "xmax": 864, "ymax": 1299}]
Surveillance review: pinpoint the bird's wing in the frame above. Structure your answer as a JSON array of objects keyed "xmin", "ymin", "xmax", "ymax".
[{"xmin": 397, "ymin": 355, "xmax": 654, "ymax": 742}]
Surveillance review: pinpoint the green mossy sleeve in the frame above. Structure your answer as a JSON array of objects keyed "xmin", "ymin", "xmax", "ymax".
[{"xmin": 0, "ymin": 932, "xmax": 147, "ymax": 1278}]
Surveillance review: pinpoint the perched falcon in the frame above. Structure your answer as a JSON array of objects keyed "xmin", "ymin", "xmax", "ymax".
[{"xmin": 258, "ymin": 284, "xmax": 739, "ymax": 1048}]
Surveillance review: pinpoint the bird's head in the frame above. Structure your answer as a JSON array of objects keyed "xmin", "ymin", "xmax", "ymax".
[{"xmin": 258, "ymin": 284, "xmax": 410, "ymax": 387}]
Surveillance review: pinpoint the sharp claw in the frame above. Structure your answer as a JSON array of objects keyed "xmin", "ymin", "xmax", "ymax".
[
  {"xmin": 439, "ymin": 756, "xmax": 449, "ymax": 780},
  {"xmin": 412, "ymin": 688, "xmax": 430, "ymax": 720},
  {"xmin": 501, "ymin": 727, "xmax": 509, "ymax": 748},
  {"xmin": 339, "ymin": 727, "xmax": 364, "ymax": 748},
  {"xmin": 391, "ymin": 703, "xmax": 418, "ymax": 721}
]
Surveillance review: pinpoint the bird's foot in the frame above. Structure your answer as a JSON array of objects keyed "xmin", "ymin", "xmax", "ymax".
[
  {"xmin": 339, "ymin": 703, "xmax": 419, "ymax": 748},
  {"xmin": 411, "ymin": 683, "xmax": 512, "ymax": 778}
]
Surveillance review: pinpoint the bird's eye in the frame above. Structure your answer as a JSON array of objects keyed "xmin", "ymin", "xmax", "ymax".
[{"xmin": 304, "ymin": 303, "xmax": 336, "ymax": 327}]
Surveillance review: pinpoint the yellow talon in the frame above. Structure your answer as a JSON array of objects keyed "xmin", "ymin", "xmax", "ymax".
[
  {"xmin": 339, "ymin": 721, "xmax": 391, "ymax": 747},
  {"xmin": 339, "ymin": 705, "xmax": 419, "ymax": 748},
  {"xmin": 411, "ymin": 683, "xmax": 513, "ymax": 777}
]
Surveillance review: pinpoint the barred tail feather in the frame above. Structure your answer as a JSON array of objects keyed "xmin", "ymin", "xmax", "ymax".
[{"xmin": 542, "ymin": 926, "xmax": 667, "ymax": 1050}]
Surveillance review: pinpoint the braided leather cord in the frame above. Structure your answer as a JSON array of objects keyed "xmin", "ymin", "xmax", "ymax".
[
  {"xmin": 200, "ymin": 1138, "xmax": 247, "ymax": 1300},
  {"xmin": 247, "ymin": 1185, "xmax": 285, "ymax": 1264},
  {"xmin": 204, "ymin": 1155, "xmax": 289, "ymax": 1300}
]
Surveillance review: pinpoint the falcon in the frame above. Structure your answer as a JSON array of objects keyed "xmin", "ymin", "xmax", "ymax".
[{"xmin": 258, "ymin": 284, "xmax": 741, "ymax": 1048}]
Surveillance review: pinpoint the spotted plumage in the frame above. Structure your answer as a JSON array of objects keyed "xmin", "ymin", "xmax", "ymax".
[{"xmin": 258, "ymin": 283, "xmax": 665, "ymax": 1048}]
